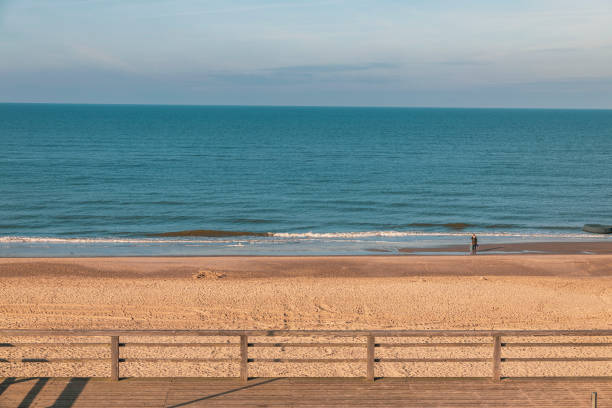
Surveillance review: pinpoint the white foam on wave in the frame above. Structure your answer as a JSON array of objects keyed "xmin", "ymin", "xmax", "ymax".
[
  {"xmin": 0, "ymin": 230, "xmax": 606, "ymax": 245},
  {"xmin": 0, "ymin": 236, "xmax": 240, "ymax": 244},
  {"xmin": 271, "ymin": 230, "xmax": 605, "ymax": 239}
]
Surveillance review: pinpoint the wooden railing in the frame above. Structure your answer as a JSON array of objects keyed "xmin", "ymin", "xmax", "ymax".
[{"xmin": 1, "ymin": 329, "xmax": 611, "ymax": 382}]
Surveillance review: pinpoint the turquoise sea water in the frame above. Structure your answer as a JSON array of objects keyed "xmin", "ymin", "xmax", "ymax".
[{"xmin": 1, "ymin": 104, "xmax": 611, "ymax": 256}]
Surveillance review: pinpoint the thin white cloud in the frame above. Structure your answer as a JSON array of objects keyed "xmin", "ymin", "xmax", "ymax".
[
  {"xmin": 2, "ymin": 0, "xmax": 612, "ymax": 107},
  {"xmin": 71, "ymin": 45, "xmax": 137, "ymax": 73},
  {"xmin": 142, "ymin": 0, "xmax": 344, "ymax": 20}
]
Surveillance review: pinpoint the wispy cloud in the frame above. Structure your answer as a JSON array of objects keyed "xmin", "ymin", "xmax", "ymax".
[
  {"xmin": 2, "ymin": 0, "xmax": 612, "ymax": 107},
  {"xmin": 525, "ymin": 47, "xmax": 580, "ymax": 54},
  {"xmin": 143, "ymin": 0, "xmax": 344, "ymax": 20},
  {"xmin": 509, "ymin": 76, "xmax": 612, "ymax": 88},
  {"xmin": 203, "ymin": 62, "xmax": 399, "ymax": 86},
  {"xmin": 435, "ymin": 59, "xmax": 490, "ymax": 66},
  {"xmin": 262, "ymin": 62, "xmax": 398, "ymax": 74},
  {"xmin": 71, "ymin": 45, "xmax": 136, "ymax": 73}
]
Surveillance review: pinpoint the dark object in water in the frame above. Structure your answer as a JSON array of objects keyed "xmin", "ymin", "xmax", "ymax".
[{"xmin": 582, "ymin": 224, "xmax": 612, "ymax": 234}]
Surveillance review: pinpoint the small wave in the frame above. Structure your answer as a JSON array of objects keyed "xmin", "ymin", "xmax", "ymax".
[
  {"xmin": 0, "ymin": 236, "xmax": 240, "ymax": 244},
  {"xmin": 147, "ymin": 229, "xmax": 272, "ymax": 238},
  {"xmin": 0, "ymin": 230, "xmax": 607, "ymax": 245},
  {"xmin": 271, "ymin": 230, "xmax": 604, "ymax": 239},
  {"xmin": 405, "ymin": 222, "xmax": 581, "ymax": 231},
  {"xmin": 408, "ymin": 222, "xmax": 475, "ymax": 230}
]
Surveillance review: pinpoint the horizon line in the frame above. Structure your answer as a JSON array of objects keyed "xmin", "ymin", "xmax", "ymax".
[{"xmin": 1, "ymin": 101, "xmax": 612, "ymax": 111}]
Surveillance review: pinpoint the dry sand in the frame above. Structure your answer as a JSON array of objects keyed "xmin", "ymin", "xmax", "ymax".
[{"xmin": 0, "ymin": 253, "xmax": 610, "ymax": 378}]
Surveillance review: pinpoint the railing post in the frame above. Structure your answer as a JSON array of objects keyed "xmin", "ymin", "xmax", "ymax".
[
  {"xmin": 592, "ymin": 392, "xmax": 597, "ymax": 408},
  {"xmin": 240, "ymin": 335, "xmax": 248, "ymax": 383},
  {"xmin": 492, "ymin": 335, "xmax": 501, "ymax": 381},
  {"xmin": 367, "ymin": 335, "xmax": 375, "ymax": 381},
  {"xmin": 110, "ymin": 336, "xmax": 119, "ymax": 381}
]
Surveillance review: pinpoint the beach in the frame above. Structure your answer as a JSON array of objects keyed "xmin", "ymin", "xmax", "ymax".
[
  {"xmin": 3, "ymin": 6, "xmax": 612, "ymax": 405},
  {"xmin": 1, "ymin": 248, "xmax": 611, "ymax": 378}
]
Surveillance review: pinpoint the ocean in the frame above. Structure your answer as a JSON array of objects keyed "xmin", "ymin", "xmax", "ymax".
[{"xmin": 1, "ymin": 103, "xmax": 611, "ymax": 256}]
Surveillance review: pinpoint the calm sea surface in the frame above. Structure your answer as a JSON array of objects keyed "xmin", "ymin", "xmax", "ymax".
[{"xmin": 1, "ymin": 104, "xmax": 611, "ymax": 255}]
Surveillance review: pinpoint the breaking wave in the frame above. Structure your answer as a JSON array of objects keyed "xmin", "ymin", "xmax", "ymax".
[
  {"xmin": 0, "ymin": 229, "xmax": 607, "ymax": 244},
  {"xmin": 270, "ymin": 231, "xmax": 605, "ymax": 239},
  {"xmin": 147, "ymin": 229, "xmax": 272, "ymax": 238},
  {"xmin": 0, "ymin": 236, "xmax": 240, "ymax": 244}
]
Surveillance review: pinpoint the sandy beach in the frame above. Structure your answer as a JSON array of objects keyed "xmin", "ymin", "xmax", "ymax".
[{"xmin": 1, "ymin": 249, "xmax": 611, "ymax": 378}]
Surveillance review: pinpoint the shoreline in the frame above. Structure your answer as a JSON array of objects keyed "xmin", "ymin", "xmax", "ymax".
[
  {"xmin": 1, "ymin": 239, "xmax": 612, "ymax": 260},
  {"xmin": 2, "ymin": 238, "xmax": 611, "ymax": 258},
  {"xmin": 1, "ymin": 251, "xmax": 612, "ymax": 280}
]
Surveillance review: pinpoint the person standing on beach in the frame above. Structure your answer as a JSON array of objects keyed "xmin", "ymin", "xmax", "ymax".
[{"xmin": 471, "ymin": 234, "xmax": 478, "ymax": 255}]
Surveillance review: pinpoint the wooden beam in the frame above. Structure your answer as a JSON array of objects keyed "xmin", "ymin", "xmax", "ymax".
[
  {"xmin": 249, "ymin": 358, "xmax": 365, "ymax": 363},
  {"xmin": 366, "ymin": 336, "xmax": 375, "ymax": 382},
  {"xmin": 503, "ymin": 342, "xmax": 612, "ymax": 347},
  {"xmin": 0, "ymin": 343, "xmax": 109, "ymax": 347},
  {"xmin": 240, "ymin": 335, "xmax": 248, "ymax": 383},
  {"xmin": 377, "ymin": 342, "xmax": 491, "ymax": 348},
  {"xmin": 120, "ymin": 358, "xmax": 237, "ymax": 363},
  {"xmin": 120, "ymin": 342, "xmax": 239, "ymax": 348},
  {"xmin": 492, "ymin": 335, "xmax": 501, "ymax": 382},
  {"xmin": 2, "ymin": 329, "xmax": 611, "ymax": 337},
  {"xmin": 376, "ymin": 358, "xmax": 489, "ymax": 363},
  {"xmin": 250, "ymin": 342, "xmax": 361, "ymax": 348},
  {"xmin": 504, "ymin": 357, "xmax": 612, "ymax": 362},
  {"xmin": 110, "ymin": 336, "xmax": 119, "ymax": 381}
]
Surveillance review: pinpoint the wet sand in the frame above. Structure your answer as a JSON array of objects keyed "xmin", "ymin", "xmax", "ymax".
[
  {"xmin": 0, "ymin": 252, "xmax": 610, "ymax": 377},
  {"xmin": 399, "ymin": 240, "xmax": 612, "ymax": 255},
  {"xmin": 2, "ymin": 250, "xmax": 612, "ymax": 279}
]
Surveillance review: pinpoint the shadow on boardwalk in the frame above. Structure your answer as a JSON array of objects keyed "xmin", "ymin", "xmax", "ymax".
[
  {"xmin": 1, "ymin": 377, "xmax": 89, "ymax": 408},
  {"xmin": 167, "ymin": 377, "xmax": 281, "ymax": 408},
  {"xmin": 0, "ymin": 377, "xmax": 609, "ymax": 407}
]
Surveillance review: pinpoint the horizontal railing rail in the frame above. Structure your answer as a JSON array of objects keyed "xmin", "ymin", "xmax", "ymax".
[
  {"xmin": 2, "ymin": 329, "xmax": 612, "ymax": 336},
  {"xmin": 1, "ymin": 329, "xmax": 611, "ymax": 382}
]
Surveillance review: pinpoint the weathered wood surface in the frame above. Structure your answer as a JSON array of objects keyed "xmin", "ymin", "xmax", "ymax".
[
  {"xmin": 366, "ymin": 335, "xmax": 375, "ymax": 381},
  {"xmin": 2, "ymin": 329, "xmax": 611, "ymax": 381},
  {"xmin": 110, "ymin": 336, "xmax": 119, "ymax": 381},
  {"xmin": 493, "ymin": 335, "xmax": 502, "ymax": 381},
  {"xmin": 2, "ymin": 329, "xmax": 612, "ymax": 336},
  {"xmin": 240, "ymin": 335, "xmax": 248, "ymax": 383},
  {"xmin": 1, "ymin": 377, "xmax": 610, "ymax": 407}
]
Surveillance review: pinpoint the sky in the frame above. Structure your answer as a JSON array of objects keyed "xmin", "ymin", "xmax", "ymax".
[{"xmin": 1, "ymin": 0, "xmax": 612, "ymax": 108}]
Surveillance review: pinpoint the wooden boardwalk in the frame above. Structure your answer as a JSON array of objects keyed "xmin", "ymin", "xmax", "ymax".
[{"xmin": 1, "ymin": 377, "xmax": 610, "ymax": 407}]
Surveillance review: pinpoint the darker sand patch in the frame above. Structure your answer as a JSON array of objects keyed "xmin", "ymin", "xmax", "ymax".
[
  {"xmin": 0, "ymin": 262, "xmax": 196, "ymax": 279},
  {"xmin": 193, "ymin": 269, "xmax": 226, "ymax": 279},
  {"xmin": 1, "ymin": 253, "xmax": 611, "ymax": 280},
  {"xmin": 399, "ymin": 241, "xmax": 612, "ymax": 255}
]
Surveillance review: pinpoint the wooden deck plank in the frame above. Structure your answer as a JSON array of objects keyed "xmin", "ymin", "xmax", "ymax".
[{"xmin": 1, "ymin": 377, "xmax": 610, "ymax": 407}]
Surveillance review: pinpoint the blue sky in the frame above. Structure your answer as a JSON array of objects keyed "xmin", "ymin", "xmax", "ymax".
[{"xmin": 1, "ymin": 0, "xmax": 611, "ymax": 108}]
